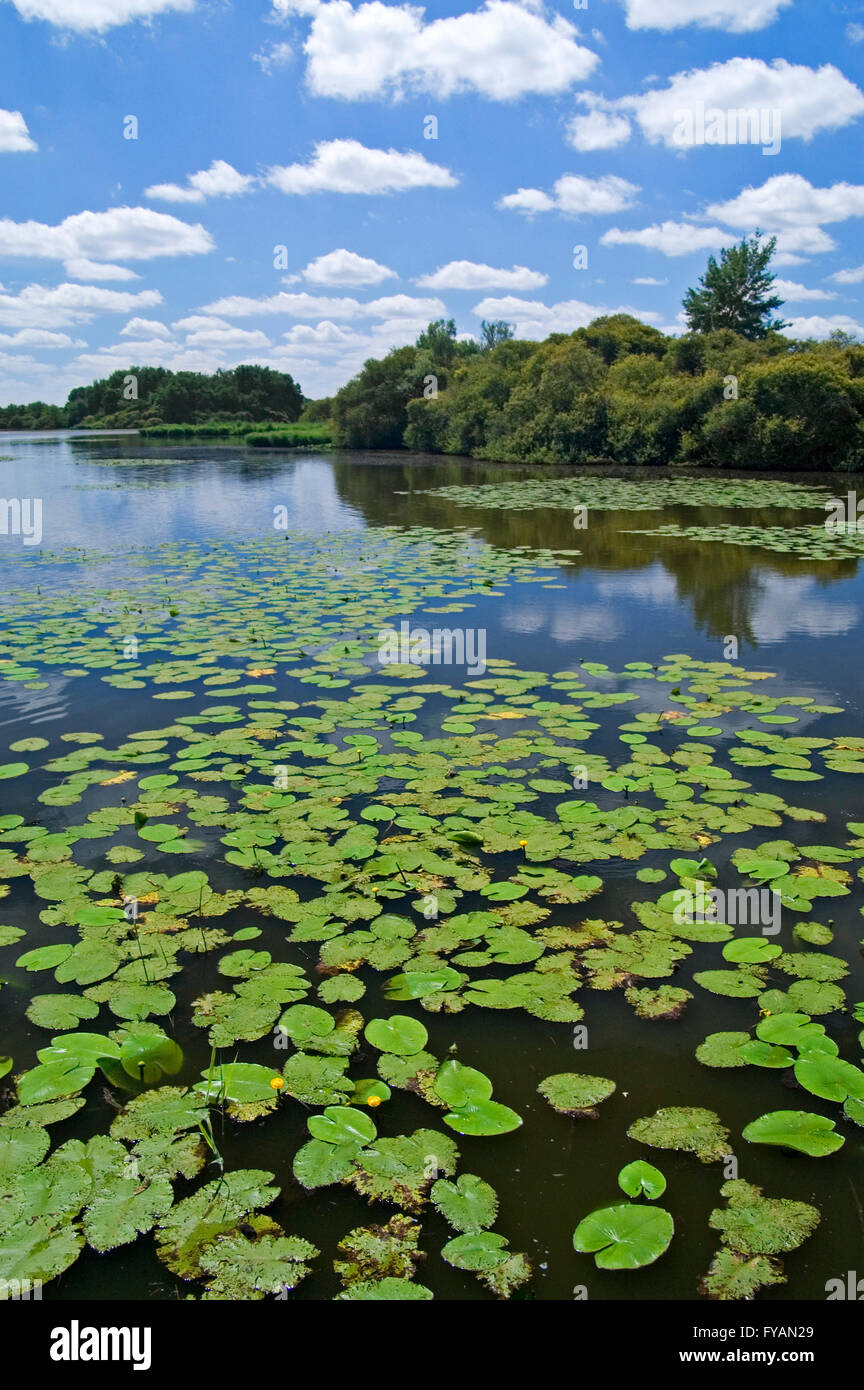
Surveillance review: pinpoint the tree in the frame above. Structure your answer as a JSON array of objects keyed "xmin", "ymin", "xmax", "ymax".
[
  {"xmin": 578, "ymin": 313, "xmax": 666, "ymax": 364},
  {"xmin": 479, "ymin": 319, "xmax": 514, "ymax": 351},
  {"xmin": 683, "ymin": 235, "xmax": 789, "ymax": 339},
  {"xmin": 415, "ymin": 318, "xmax": 458, "ymax": 365}
]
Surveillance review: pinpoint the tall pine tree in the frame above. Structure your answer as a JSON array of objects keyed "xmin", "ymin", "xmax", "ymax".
[{"xmin": 683, "ymin": 235, "xmax": 788, "ymax": 339}]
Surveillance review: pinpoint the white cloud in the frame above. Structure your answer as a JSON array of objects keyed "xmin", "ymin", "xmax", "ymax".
[
  {"xmin": 601, "ymin": 218, "xmax": 836, "ymax": 263},
  {"xmin": 282, "ymin": 320, "xmax": 353, "ymax": 345},
  {"xmin": 565, "ymin": 102, "xmax": 631, "ymax": 151},
  {"xmin": 847, "ymin": 22, "xmax": 864, "ymax": 42},
  {"xmin": 64, "ymin": 258, "xmax": 141, "ymax": 281},
  {"xmin": 623, "ymin": 59, "xmax": 864, "ymax": 149},
  {"xmin": 498, "ymin": 172, "xmax": 639, "ymax": 217},
  {"xmin": 201, "ymin": 291, "xmax": 364, "ymax": 320},
  {"xmin": 267, "ymin": 139, "xmax": 457, "ymax": 195},
  {"xmin": 171, "ymin": 314, "xmax": 228, "ymax": 333},
  {"xmin": 831, "ymin": 264, "xmax": 864, "ymax": 285},
  {"xmin": 121, "ymin": 317, "xmax": 172, "ymax": 338},
  {"xmin": 495, "ymin": 187, "xmax": 554, "ymax": 216},
  {"xmin": 253, "ymin": 41, "xmax": 294, "ymax": 75},
  {"xmin": 770, "ymin": 227, "xmax": 838, "ymax": 262},
  {"xmin": 706, "ymin": 175, "xmax": 864, "ymax": 230},
  {"xmin": 364, "ymin": 293, "xmax": 445, "ymax": 318},
  {"xmin": 633, "ymin": 276, "xmax": 667, "ymax": 285},
  {"xmin": 782, "ymin": 314, "xmax": 864, "ymax": 339},
  {"xmin": 276, "ymin": 0, "xmax": 598, "ymax": 101},
  {"xmin": 5, "ymin": 0, "xmax": 195, "ymax": 30},
  {"xmin": 417, "ymin": 260, "xmax": 547, "ymax": 290},
  {"xmin": 197, "ymin": 289, "xmax": 445, "ymax": 321},
  {"xmin": 299, "ymin": 248, "xmax": 396, "ymax": 286},
  {"xmin": 0, "ymin": 206, "xmax": 214, "ymax": 274},
  {"xmin": 0, "ymin": 108, "xmax": 36, "ymax": 152},
  {"xmin": 0, "ymin": 328, "xmax": 83, "ymax": 348},
  {"xmin": 618, "ymin": 0, "xmax": 792, "ymax": 33},
  {"xmin": 471, "ymin": 294, "xmax": 659, "ymax": 336},
  {"xmin": 601, "ymin": 221, "xmax": 727, "ymax": 256},
  {"xmin": 773, "ymin": 279, "xmax": 836, "ymax": 302},
  {"xmin": 0, "ymin": 282, "xmax": 162, "ymax": 329},
  {"xmin": 4, "ymin": 0, "xmax": 196, "ymax": 32},
  {"xmin": 183, "ymin": 325, "xmax": 273, "ymax": 349},
  {"xmin": 146, "ymin": 160, "xmax": 255, "ymax": 204}
]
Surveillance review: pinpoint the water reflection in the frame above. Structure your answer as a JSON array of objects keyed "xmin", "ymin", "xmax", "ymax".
[{"xmin": 1, "ymin": 435, "xmax": 861, "ymax": 659}]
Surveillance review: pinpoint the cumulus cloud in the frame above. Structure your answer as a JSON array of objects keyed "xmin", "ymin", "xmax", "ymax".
[
  {"xmin": 498, "ymin": 173, "xmax": 639, "ymax": 217},
  {"xmin": 773, "ymin": 279, "xmax": 836, "ymax": 302},
  {"xmin": 198, "ymin": 289, "xmax": 445, "ymax": 320},
  {"xmin": 626, "ymin": 60, "xmax": 863, "ymax": 148},
  {"xmin": 0, "ymin": 282, "xmax": 162, "ymax": 329},
  {"xmin": 183, "ymin": 325, "xmax": 273, "ymax": 349},
  {"xmin": 252, "ymin": 41, "xmax": 294, "ymax": 75},
  {"xmin": 706, "ymin": 175, "xmax": 864, "ymax": 230},
  {"xmin": 831, "ymin": 264, "xmax": 864, "ymax": 285},
  {"xmin": 617, "ymin": 0, "xmax": 792, "ymax": 33},
  {"xmin": 416, "ymin": 260, "xmax": 547, "ymax": 290},
  {"xmin": 0, "ymin": 108, "xmax": 36, "ymax": 152},
  {"xmin": 4, "ymin": 0, "xmax": 196, "ymax": 32},
  {"xmin": 471, "ymin": 294, "xmax": 660, "ymax": 336},
  {"xmin": 121, "ymin": 317, "xmax": 172, "ymax": 338},
  {"xmin": 0, "ymin": 328, "xmax": 84, "ymax": 348},
  {"xmin": 601, "ymin": 217, "xmax": 836, "ymax": 263},
  {"xmin": 282, "ymin": 320, "xmax": 353, "ymax": 345},
  {"xmin": 146, "ymin": 160, "xmax": 256, "ymax": 204},
  {"xmin": 601, "ymin": 221, "xmax": 728, "ymax": 256},
  {"xmin": 64, "ymin": 258, "xmax": 141, "ymax": 281},
  {"xmin": 782, "ymin": 314, "xmax": 864, "ymax": 339},
  {"xmin": 0, "ymin": 207, "xmax": 214, "ymax": 274},
  {"xmin": 364, "ymin": 293, "xmax": 445, "ymax": 318},
  {"xmin": 298, "ymin": 248, "xmax": 396, "ymax": 286},
  {"xmin": 495, "ymin": 187, "xmax": 554, "ymax": 216},
  {"xmin": 565, "ymin": 103, "xmax": 631, "ymax": 151},
  {"xmin": 274, "ymin": 0, "xmax": 598, "ymax": 101},
  {"xmin": 568, "ymin": 60, "xmax": 864, "ymax": 155},
  {"xmin": 267, "ymin": 139, "xmax": 457, "ymax": 195}
]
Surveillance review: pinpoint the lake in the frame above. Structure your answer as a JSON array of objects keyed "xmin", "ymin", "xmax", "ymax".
[{"xmin": 1, "ymin": 432, "xmax": 862, "ymax": 1303}]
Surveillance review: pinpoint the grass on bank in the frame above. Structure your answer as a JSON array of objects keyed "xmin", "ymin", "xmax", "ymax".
[{"xmin": 139, "ymin": 420, "xmax": 333, "ymax": 446}]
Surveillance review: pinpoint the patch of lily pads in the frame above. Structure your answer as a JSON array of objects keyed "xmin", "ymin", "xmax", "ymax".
[{"xmin": 0, "ymin": 519, "xmax": 862, "ymax": 1302}]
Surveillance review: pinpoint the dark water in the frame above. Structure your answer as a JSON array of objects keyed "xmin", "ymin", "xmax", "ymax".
[{"xmin": 1, "ymin": 433, "xmax": 862, "ymax": 1302}]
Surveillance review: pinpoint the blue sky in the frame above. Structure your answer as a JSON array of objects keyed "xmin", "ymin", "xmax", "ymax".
[{"xmin": 1, "ymin": 0, "xmax": 863, "ymax": 405}]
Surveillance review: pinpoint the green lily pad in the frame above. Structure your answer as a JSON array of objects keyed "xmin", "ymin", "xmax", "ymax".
[
  {"xmin": 742, "ymin": 1110, "xmax": 844, "ymax": 1157},
  {"xmin": 573, "ymin": 1203, "xmax": 674, "ymax": 1270}
]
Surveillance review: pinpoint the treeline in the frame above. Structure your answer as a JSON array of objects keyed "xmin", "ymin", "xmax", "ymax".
[
  {"xmin": 0, "ymin": 365, "xmax": 304, "ymax": 431},
  {"xmin": 331, "ymin": 316, "xmax": 864, "ymax": 472}
]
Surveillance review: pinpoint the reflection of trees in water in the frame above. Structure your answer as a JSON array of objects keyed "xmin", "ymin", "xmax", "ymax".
[{"xmin": 330, "ymin": 453, "xmax": 857, "ymax": 648}]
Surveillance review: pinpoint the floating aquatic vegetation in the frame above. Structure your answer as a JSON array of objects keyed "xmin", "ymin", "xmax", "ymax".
[
  {"xmin": 573, "ymin": 1204, "xmax": 674, "ymax": 1271},
  {"xmin": 628, "ymin": 1107, "xmax": 732, "ymax": 1164},
  {"xmin": 700, "ymin": 1250, "xmax": 786, "ymax": 1300},
  {"xmin": 742, "ymin": 1110, "xmax": 845, "ymax": 1157},
  {"xmin": 419, "ymin": 476, "xmax": 829, "ymax": 515},
  {"xmin": 708, "ymin": 1179, "xmax": 819, "ymax": 1257},
  {"xmin": 625, "ymin": 522, "xmax": 864, "ymax": 562},
  {"xmin": 537, "ymin": 1072, "xmax": 616, "ymax": 1117},
  {"xmin": 0, "ymin": 516, "xmax": 862, "ymax": 1302}
]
